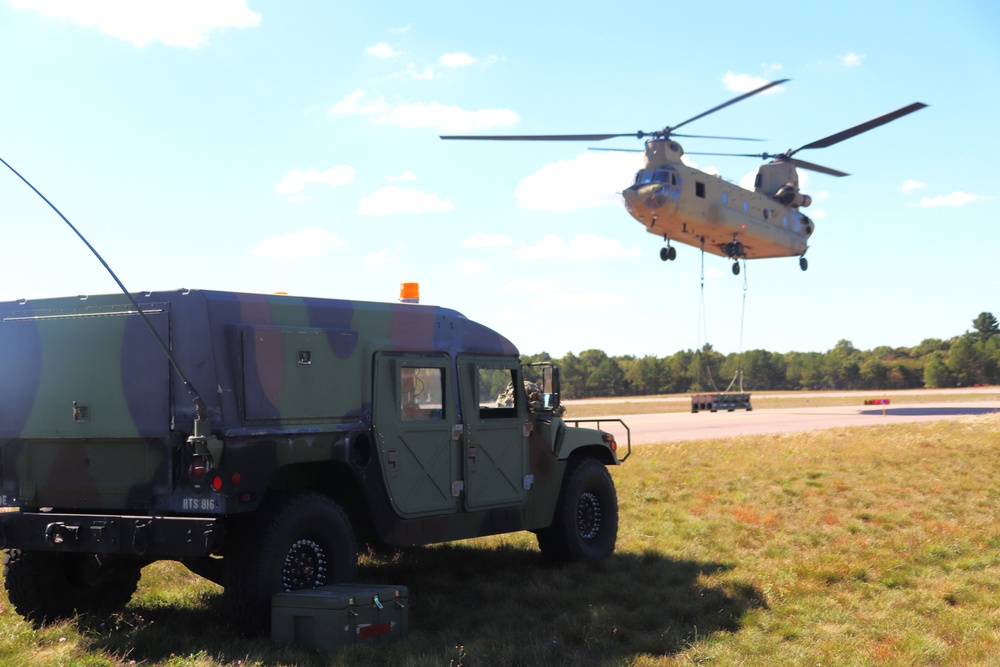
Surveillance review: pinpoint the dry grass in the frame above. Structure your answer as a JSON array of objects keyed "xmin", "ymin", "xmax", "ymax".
[{"xmin": 1, "ymin": 413, "xmax": 999, "ymax": 665}]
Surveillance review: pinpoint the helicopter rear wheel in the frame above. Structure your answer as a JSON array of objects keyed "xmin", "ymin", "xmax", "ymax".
[
  {"xmin": 799, "ymin": 257, "xmax": 808, "ymax": 271},
  {"xmin": 659, "ymin": 246, "xmax": 677, "ymax": 262},
  {"xmin": 732, "ymin": 262, "xmax": 740, "ymax": 276}
]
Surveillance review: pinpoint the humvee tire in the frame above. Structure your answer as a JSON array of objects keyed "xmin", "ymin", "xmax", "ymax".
[
  {"xmin": 223, "ymin": 492, "xmax": 358, "ymax": 633},
  {"xmin": 535, "ymin": 457, "xmax": 619, "ymax": 563},
  {"xmin": 2, "ymin": 549, "xmax": 141, "ymax": 624}
]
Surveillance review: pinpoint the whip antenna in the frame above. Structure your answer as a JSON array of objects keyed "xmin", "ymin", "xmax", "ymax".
[{"xmin": 0, "ymin": 155, "xmax": 208, "ymax": 422}]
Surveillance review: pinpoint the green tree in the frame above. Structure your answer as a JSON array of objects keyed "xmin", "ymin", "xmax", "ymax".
[
  {"xmin": 973, "ymin": 312, "xmax": 999, "ymax": 344},
  {"xmin": 946, "ymin": 335, "xmax": 990, "ymax": 386},
  {"xmin": 860, "ymin": 358, "xmax": 889, "ymax": 389},
  {"xmin": 627, "ymin": 355, "xmax": 670, "ymax": 395},
  {"xmin": 923, "ymin": 353, "xmax": 954, "ymax": 388}
]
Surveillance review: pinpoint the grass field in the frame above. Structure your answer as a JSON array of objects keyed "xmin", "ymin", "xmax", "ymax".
[{"xmin": 1, "ymin": 412, "xmax": 998, "ymax": 666}]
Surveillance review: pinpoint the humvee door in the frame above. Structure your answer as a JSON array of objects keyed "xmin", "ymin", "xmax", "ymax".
[
  {"xmin": 457, "ymin": 356, "xmax": 529, "ymax": 511},
  {"xmin": 373, "ymin": 353, "xmax": 459, "ymax": 518}
]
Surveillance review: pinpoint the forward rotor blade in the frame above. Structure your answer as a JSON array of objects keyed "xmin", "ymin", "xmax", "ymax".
[
  {"xmin": 683, "ymin": 151, "xmax": 768, "ymax": 158},
  {"xmin": 669, "ymin": 79, "xmax": 789, "ymax": 133},
  {"xmin": 794, "ymin": 102, "xmax": 927, "ymax": 153},
  {"xmin": 440, "ymin": 132, "xmax": 645, "ymax": 141},
  {"xmin": 672, "ymin": 133, "xmax": 765, "ymax": 141},
  {"xmin": 588, "ymin": 147, "xmax": 644, "ymax": 153}
]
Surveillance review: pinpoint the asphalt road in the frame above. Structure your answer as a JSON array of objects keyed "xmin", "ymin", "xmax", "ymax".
[{"xmin": 569, "ymin": 400, "xmax": 1000, "ymax": 447}]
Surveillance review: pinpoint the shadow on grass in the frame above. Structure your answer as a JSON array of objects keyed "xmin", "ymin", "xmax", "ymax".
[{"xmin": 81, "ymin": 546, "xmax": 765, "ymax": 666}]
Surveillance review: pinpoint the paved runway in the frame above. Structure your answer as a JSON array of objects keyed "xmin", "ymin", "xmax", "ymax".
[{"xmin": 567, "ymin": 400, "xmax": 1000, "ymax": 447}]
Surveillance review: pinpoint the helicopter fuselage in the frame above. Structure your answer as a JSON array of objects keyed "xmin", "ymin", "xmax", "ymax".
[{"xmin": 622, "ymin": 139, "xmax": 813, "ymax": 261}]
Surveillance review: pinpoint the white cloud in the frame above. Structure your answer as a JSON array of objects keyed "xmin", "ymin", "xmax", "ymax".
[
  {"xmin": 387, "ymin": 102, "xmax": 517, "ymax": 132},
  {"xmin": 390, "ymin": 24, "xmax": 411, "ymax": 33},
  {"xmin": 364, "ymin": 249, "xmax": 400, "ymax": 270},
  {"xmin": 357, "ymin": 185, "xmax": 453, "ymax": 215},
  {"xmin": 514, "ymin": 234, "xmax": 642, "ymax": 261},
  {"xmin": 916, "ymin": 191, "xmax": 995, "ymax": 208},
  {"xmin": 391, "ymin": 63, "xmax": 434, "ymax": 80},
  {"xmin": 682, "ymin": 154, "xmax": 721, "ymax": 176},
  {"xmin": 516, "ymin": 151, "xmax": 642, "ymax": 211},
  {"xmin": 386, "ymin": 170, "xmax": 417, "ymax": 182},
  {"xmin": 457, "ymin": 258, "xmax": 489, "ymax": 274},
  {"xmin": 840, "ymin": 52, "xmax": 865, "ymax": 67},
  {"xmin": 252, "ymin": 228, "xmax": 345, "ymax": 260},
  {"xmin": 723, "ymin": 71, "xmax": 785, "ymax": 94},
  {"xmin": 809, "ymin": 209, "xmax": 827, "ymax": 219},
  {"xmin": 440, "ymin": 52, "xmax": 477, "ymax": 68},
  {"xmin": 330, "ymin": 89, "xmax": 390, "ymax": 115},
  {"xmin": 8, "ymin": 0, "xmax": 260, "ymax": 48},
  {"xmin": 330, "ymin": 93, "xmax": 517, "ymax": 133},
  {"xmin": 812, "ymin": 190, "xmax": 831, "ymax": 202},
  {"xmin": 303, "ymin": 104, "xmax": 320, "ymax": 115},
  {"xmin": 274, "ymin": 166, "xmax": 355, "ymax": 195},
  {"xmin": 462, "ymin": 232, "xmax": 514, "ymax": 248},
  {"xmin": 366, "ymin": 42, "xmax": 402, "ymax": 58},
  {"xmin": 900, "ymin": 179, "xmax": 927, "ymax": 193}
]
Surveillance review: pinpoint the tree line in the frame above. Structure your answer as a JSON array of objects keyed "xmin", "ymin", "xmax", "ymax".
[{"xmin": 524, "ymin": 312, "xmax": 1000, "ymax": 399}]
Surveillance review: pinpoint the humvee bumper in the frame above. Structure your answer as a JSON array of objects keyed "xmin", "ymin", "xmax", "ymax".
[{"xmin": 0, "ymin": 512, "xmax": 222, "ymax": 557}]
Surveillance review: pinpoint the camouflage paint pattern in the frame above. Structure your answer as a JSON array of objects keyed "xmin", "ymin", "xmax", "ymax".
[{"xmin": 0, "ymin": 289, "xmax": 618, "ymax": 557}]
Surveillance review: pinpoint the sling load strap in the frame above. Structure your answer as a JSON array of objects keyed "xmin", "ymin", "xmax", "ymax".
[{"xmin": 723, "ymin": 258, "xmax": 750, "ymax": 393}]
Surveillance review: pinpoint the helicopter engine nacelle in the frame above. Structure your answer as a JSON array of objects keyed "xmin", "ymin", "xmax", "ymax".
[{"xmin": 775, "ymin": 183, "xmax": 812, "ymax": 208}]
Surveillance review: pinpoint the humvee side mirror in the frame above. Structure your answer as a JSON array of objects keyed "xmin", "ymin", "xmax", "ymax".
[{"xmin": 541, "ymin": 364, "xmax": 560, "ymax": 412}]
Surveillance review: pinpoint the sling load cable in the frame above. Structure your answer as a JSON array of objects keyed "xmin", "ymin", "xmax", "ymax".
[
  {"xmin": 695, "ymin": 240, "xmax": 720, "ymax": 393},
  {"xmin": 722, "ymin": 257, "xmax": 750, "ymax": 394}
]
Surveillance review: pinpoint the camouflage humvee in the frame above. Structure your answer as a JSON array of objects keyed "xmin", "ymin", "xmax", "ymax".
[{"xmin": 0, "ymin": 289, "xmax": 626, "ymax": 632}]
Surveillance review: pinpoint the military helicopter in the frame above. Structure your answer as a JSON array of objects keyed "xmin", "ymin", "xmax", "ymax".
[{"xmin": 441, "ymin": 80, "xmax": 926, "ymax": 275}]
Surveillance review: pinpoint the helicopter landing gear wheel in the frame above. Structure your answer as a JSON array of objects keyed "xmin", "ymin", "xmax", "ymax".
[
  {"xmin": 732, "ymin": 261, "xmax": 740, "ymax": 276},
  {"xmin": 799, "ymin": 257, "xmax": 808, "ymax": 271},
  {"xmin": 659, "ymin": 246, "xmax": 676, "ymax": 262}
]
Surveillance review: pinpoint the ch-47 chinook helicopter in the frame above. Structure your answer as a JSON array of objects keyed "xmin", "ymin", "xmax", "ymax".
[{"xmin": 441, "ymin": 80, "xmax": 926, "ymax": 275}]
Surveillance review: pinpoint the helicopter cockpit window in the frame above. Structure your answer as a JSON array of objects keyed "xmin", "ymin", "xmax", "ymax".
[
  {"xmin": 634, "ymin": 170, "xmax": 654, "ymax": 185},
  {"xmin": 696, "ymin": 182, "xmax": 706, "ymax": 198},
  {"xmin": 652, "ymin": 167, "xmax": 670, "ymax": 183}
]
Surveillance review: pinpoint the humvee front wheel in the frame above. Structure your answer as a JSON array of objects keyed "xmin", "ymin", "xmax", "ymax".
[
  {"xmin": 536, "ymin": 457, "xmax": 618, "ymax": 563},
  {"xmin": 2, "ymin": 550, "xmax": 141, "ymax": 625},
  {"xmin": 224, "ymin": 492, "xmax": 358, "ymax": 634}
]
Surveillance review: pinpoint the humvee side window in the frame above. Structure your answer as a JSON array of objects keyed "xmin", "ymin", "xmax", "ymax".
[
  {"xmin": 478, "ymin": 367, "xmax": 518, "ymax": 419},
  {"xmin": 400, "ymin": 367, "xmax": 445, "ymax": 420}
]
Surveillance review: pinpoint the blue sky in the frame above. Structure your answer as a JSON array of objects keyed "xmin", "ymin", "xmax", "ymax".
[{"xmin": 0, "ymin": 0, "xmax": 997, "ymax": 358}]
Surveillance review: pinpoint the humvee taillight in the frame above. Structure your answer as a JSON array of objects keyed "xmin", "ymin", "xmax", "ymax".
[{"xmin": 189, "ymin": 460, "xmax": 208, "ymax": 479}]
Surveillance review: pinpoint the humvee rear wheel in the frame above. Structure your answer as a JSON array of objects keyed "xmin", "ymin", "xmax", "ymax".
[
  {"xmin": 224, "ymin": 492, "xmax": 358, "ymax": 634},
  {"xmin": 536, "ymin": 457, "xmax": 618, "ymax": 563},
  {"xmin": 2, "ymin": 550, "xmax": 141, "ymax": 625}
]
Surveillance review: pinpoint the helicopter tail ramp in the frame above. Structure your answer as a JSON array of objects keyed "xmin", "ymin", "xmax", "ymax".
[{"xmin": 691, "ymin": 393, "xmax": 752, "ymax": 413}]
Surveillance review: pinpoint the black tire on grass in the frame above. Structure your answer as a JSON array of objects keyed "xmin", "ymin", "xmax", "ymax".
[
  {"xmin": 223, "ymin": 492, "xmax": 358, "ymax": 634},
  {"xmin": 2, "ymin": 549, "xmax": 141, "ymax": 625},
  {"xmin": 536, "ymin": 457, "xmax": 618, "ymax": 563}
]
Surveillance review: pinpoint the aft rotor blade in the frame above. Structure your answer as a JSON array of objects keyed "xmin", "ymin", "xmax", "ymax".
[
  {"xmin": 440, "ymin": 132, "xmax": 646, "ymax": 141},
  {"xmin": 669, "ymin": 78, "xmax": 789, "ymax": 133},
  {"xmin": 788, "ymin": 158, "xmax": 849, "ymax": 177},
  {"xmin": 794, "ymin": 102, "xmax": 928, "ymax": 153}
]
